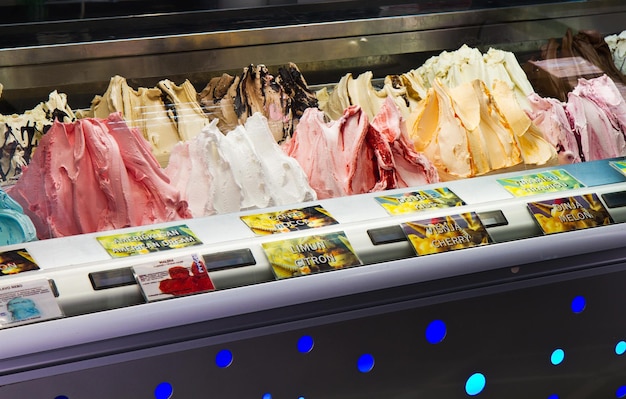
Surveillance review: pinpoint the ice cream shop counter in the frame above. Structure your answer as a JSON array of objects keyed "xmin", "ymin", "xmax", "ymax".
[
  {"xmin": 1, "ymin": 159, "xmax": 626, "ymax": 398},
  {"xmin": 3, "ymin": 0, "xmax": 626, "ymax": 398}
]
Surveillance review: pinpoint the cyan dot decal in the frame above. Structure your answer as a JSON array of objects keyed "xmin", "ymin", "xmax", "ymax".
[
  {"xmin": 617, "ymin": 385, "xmax": 626, "ymax": 398},
  {"xmin": 298, "ymin": 335, "xmax": 314, "ymax": 353},
  {"xmin": 465, "ymin": 372, "xmax": 486, "ymax": 396},
  {"xmin": 571, "ymin": 296, "xmax": 586, "ymax": 313},
  {"xmin": 154, "ymin": 382, "xmax": 173, "ymax": 399},
  {"xmin": 616, "ymin": 341, "xmax": 626, "ymax": 356},
  {"xmin": 357, "ymin": 354, "xmax": 375, "ymax": 373},
  {"xmin": 551, "ymin": 349, "xmax": 565, "ymax": 365},
  {"xmin": 216, "ymin": 349, "xmax": 233, "ymax": 368},
  {"xmin": 425, "ymin": 320, "xmax": 447, "ymax": 344}
]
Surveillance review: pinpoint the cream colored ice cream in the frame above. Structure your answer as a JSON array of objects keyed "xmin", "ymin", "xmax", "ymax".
[
  {"xmin": 89, "ymin": 75, "xmax": 209, "ymax": 166},
  {"xmin": 317, "ymin": 71, "xmax": 427, "ymax": 124},
  {"xmin": 415, "ymin": 45, "xmax": 534, "ymax": 109},
  {"xmin": 605, "ymin": 31, "xmax": 626, "ymax": 74}
]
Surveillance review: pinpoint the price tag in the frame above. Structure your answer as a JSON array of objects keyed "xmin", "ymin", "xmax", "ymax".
[
  {"xmin": 401, "ymin": 212, "xmax": 492, "ymax": 256},
  {"xmin": 0, "ymin": 279, "xmax": 63, "ymax": 328},
  {"xmin": 97, "ymin": 225, "xmax": 203, "ymax": 258},
  {"xmin": 498, "ymin": 169, "xmax": 584, "ymax": 197},
  {"xmin": 133, "ymin": 254, "xmax": 215, "ymax": 302},
  {"xmin": 241, "ymin": 205, "xmax": 338, "ymax": 235},
  {"xmin": 375, "ymin": 187, "xmax": 465, "ymax": 215},
  {"xmin": 527, "ymin": 193, "xmax": 614, "ymax": 235},
  {"xmin": 262, "ymin": 231, "xmax": 362, "ymax": 279}
]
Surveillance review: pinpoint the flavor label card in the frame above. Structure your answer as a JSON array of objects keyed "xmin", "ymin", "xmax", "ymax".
[
  {"xmin": 97, "ymin": 225, "xmax": 203, "ymax": 258},
  {"xmin": 610, "ymin": 160, "xmax": 626, "ymax": 176},
  {"xmin": 498, "ymin": 169, "xmax": 584, "ymax": 197},
  {"xmin": 0, "ymin": 249, "xmax": 39, "ymax": 276},
  {"xmin": 401, "ymin": 212, "xmax": 493, "ymax": 256},
  {"xmin": 262, "ymin": 231, "xmax": 362, "ymax": 279},
  {"xmin": 527, "ymin": 193, "xmax": 614, "ymax": 235},
  {"xmin": 0, "ymin": 279, "xmax": 63, "ymax": 328},
  {"xmin": 375, "ymin": 187, "xmax": 465, "ymax": 215},
  {"xmin": 133, "ymin": 254, "xmax": 215, "ymax": 302},
  {"xmin": 240, "ymin": 205, "xmax": 339, "ymax": 235}
]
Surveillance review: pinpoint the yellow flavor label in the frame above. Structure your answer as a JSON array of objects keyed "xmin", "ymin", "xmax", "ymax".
[
  {"xmin": 527, "ymin": 194, "xmax": 613, "ymax": 235},
  {"xmin": 401, "ymin": 212, "xmax": 492, "ymax": 256},
  {"xmin": 610, "ymin": 160, "xmax": 626, "ymax": 176},
  {"xmin": 498, "ymin": 169, "xmax": 583, "ymax": 197},
  {"xmin": 240, "ymin": 205, "xmax": 338, "ymax": 235},
  {"xmin": 375, "ymin": 187, "xmax": 465, "ymax": 215},
  {"xmin": 97, "ymin": 225, "xmax": 203, "ymax": 258},
  {"xmin": 262, "ymin": 231, "xmax": 362, "ymax": 279}
]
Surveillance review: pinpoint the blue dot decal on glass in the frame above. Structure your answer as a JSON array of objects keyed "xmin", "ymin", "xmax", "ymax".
[
  {"xmin": 154, "ymin": 382, "xmax": 173, "ymax": 399},
  {"xmin": 426, "ymin": 320, "xmax": 447, "ymax": 344},
  {"xmin": 357, "ymin": 354, "xmax": 375, "ymax": 373},
  {"xmin": 616, "ymin": 341, "xmax": 626, "ymax": 356},
  {"xmin": 465, "ymin": 372, "xmax": 486, "ymax": 396},
  {"xmin": 551, "ymin": 349, "xmax": 565, "ymax": 365},
  {"xmin": 548, "ymin": 394, "xmax": 559, "ymax": 399},
  {"xmin": 571, "ymin": 296, "xmax": 586, "ymax": 313},
  {"xmin": 216, "ymin": 349, "xmax": 233, "ymax": 368},
  {"xmin": 262, "ymin": 393, "xmax": 272, "ymax": 399},
  {"xmin": 617, "ymin": 385, "xmax": 626, "ymax": 398},
  {"xmin": 55, "ymin": 396, "xmax": 69, "ymax": 399},
  {"xmin": 298, "ymin": 335, "xmax": 314, "ymax": 353}
]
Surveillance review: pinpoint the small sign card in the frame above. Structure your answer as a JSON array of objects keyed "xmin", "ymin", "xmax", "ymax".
[
  {"xmin": 401, "ymin": 212, "xmax": 493, "ymax": 256},
  {"xmin": 0, "ymin": 248, "xmax": 39, "ymax": 276},
  {"xmin": 241, "ymin": 205, "xmax": 339, "ymax": 235},
  {"xmin": 527, "ymin": 193, "xmax": 614, "ymax": 235},
  {"xmin": 133, "ymin": 254, "xmax": 215, "ymax": 302},
  {"xmin": 0, "ymin": 279, "xmax": 63, "ymax": 328},
  {"xmin": 97, "ymin": 225, "xmax": 203, "ymax": 258},
  {"xmin": 262, "ymin": 231, "xmax": 362, "ymax": 279},
  {"xmin": 498, "ymin": 169, "xmax": 584, "ymax": 197},
  {"xmin": 375, "ymin": 187, "xmax": 465, "ymax": 215},
  {"xmin": 610, "ymin": 160, "xmax": 626, "ymax": 176}
]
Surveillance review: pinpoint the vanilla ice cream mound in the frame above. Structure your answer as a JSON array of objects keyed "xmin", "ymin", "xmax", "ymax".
[
  {"xmin": 408, "ymin": 79, "xmax": 556, "ymax": 181},
  {"xmin": 166, "ymin": 113, "xmax": 316, "ymax": 217},
  {"xmin": 317, "ymin": 71, "xmax": 427, "ymax": 124},
  {"xmin": 7, "ymin": 113, "xmax": 192, "ymax": 239},
  {"xmin": 283, "ymin": 98, "xmax": 438, "ymax": 199},
  {"xmin": 415, "ymin": 45, "xmax": 534, "ymax": 109},
  {"xmin": 87, "ymin": 75, "xmax": 209, "ymax": 166},
  {"xmin": 605, "ymin": 31, "xmax": 626, "ymax": 74}
]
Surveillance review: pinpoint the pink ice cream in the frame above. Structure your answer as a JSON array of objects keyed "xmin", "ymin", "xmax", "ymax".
[
  {"xmin": 7, "ymin": 113, "xmax": 191, "ymax": 239},
  {"xmin": 566, "ymin": 76, "xmax": 626, "ymax": 161},
  {"xmin": 282, "ymin": 105, "xmax": 376, "ymax": 199},
  {"xmin": 526, "ymin": 93, "xmax": 581, "ymax": 164},
  {"xmin": 283, "ymin": 100, "xmax": 438, "ymax": 200},
  {"xmin": 368, "ymin": 97, "xmax": 439, "ymax": 189}
]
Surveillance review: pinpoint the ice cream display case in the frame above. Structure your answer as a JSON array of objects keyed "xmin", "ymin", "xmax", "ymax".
[{"xmin": 3, "ymin": 1, "xmax": 626, "ymax": 398}]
